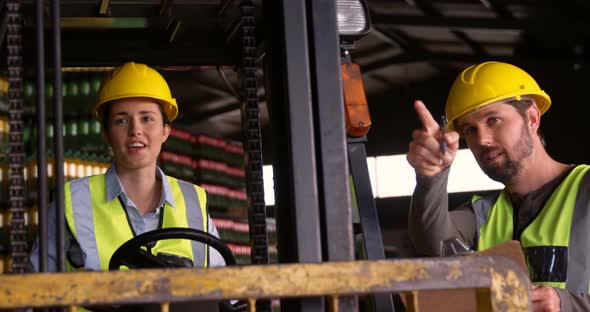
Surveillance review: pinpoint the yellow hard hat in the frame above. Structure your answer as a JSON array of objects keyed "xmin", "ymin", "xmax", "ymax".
[
  {"xmin": 445, "ymin": 61, "xmax": 551, "ymax": 132},
  {"xmin": 94, "ymin": 62, "xmax": 178, "ymax": 121}
]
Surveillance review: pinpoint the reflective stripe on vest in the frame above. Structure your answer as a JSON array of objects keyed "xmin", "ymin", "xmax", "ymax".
[
  {"xmin": 64, "ymin": 174, "xmax": 208, "ymax": 271},
  {"xmin": 472, "ymin": 165, "xmax": 590, "ymax": 292}
]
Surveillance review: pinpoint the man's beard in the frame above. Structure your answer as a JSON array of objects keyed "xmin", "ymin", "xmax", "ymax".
[{"xmin": 480, "ymin": 124, "xmax": 534, "ymax": 184}]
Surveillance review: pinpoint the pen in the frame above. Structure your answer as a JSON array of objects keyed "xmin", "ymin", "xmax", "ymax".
[{"xmin": 439, "ymin": 115, "xmax": 447, "ymax": 155}]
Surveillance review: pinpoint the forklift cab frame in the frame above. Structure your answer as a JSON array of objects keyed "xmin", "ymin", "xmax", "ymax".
[{"xmin": 0, "ymin": 0, "xmax": 532, "ymax": 311}]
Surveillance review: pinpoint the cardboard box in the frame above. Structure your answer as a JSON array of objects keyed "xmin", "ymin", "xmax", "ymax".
[{"xmin": 402, "ymin": 240, "xmax": 527, "ymax": 311}]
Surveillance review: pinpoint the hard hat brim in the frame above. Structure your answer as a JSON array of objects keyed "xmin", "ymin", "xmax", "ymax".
[
  {"xmin": 95, "ymin": 94, "xmax": 178, "ymax": 122},
  {"xmin": 446, "ymin": 91, "xmax": 551, "ymax": 133}
]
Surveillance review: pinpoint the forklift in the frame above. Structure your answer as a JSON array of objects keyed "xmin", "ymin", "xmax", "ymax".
[{"xmin": 0, "ymin": 0, "xmax": 531, "ymax": 311}]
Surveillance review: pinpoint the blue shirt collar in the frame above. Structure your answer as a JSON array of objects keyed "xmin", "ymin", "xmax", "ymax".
[{"xmin": 105, "ymin": 164, "xmax": 176, "ymax": 209}]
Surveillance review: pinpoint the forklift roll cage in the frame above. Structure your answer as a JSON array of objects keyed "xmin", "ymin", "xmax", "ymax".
[{"xmin": 0, "ymin": 0, "xmax": 532, "ymax": 311}]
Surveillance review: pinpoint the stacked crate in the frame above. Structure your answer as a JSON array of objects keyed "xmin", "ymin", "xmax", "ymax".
[
  {"xmin": 0, "ymin": 73, "xmax": 111, "ymax": 272},
  {"xmin": 213, "ymin": 217, "xmax": 278, "ymax": 264}
]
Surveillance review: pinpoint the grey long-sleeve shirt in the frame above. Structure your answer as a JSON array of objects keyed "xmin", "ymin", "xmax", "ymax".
[{"xmin": 408, "ymin": 167, "xmax": 590, "ymax": 311}]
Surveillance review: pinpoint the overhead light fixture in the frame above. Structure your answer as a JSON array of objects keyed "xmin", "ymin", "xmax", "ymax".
[{"xmin": 336, "ymin": 0, "xmax": 371, "ymax": 44}]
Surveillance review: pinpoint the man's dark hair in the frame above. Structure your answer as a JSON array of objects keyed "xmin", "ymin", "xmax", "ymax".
[
  {"xmin": 505, "ymin": 98, "xmax": 545, "ymax": 146},
  {"xmin": 100, "ymin": 99, "xmax": 171, "ymax": 133}
]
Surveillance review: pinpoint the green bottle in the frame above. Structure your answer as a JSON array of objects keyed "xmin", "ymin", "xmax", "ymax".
[
  {"xmin": 91, "ymin": 75, "xmax": 102, "ymax": 97},
  {"xmin": 90, "ymin": 118, "xmax": 102, "ymax": 153},
  {"xmin": 47, "ymin": 124, "xmax": 54, "ymax": 141},
  {"xmin": 46, "ymin": 82, "xmax": 54, "ymax": 99},
  {"xmin": 67, "ymin": 77, "xmax": 80, "ymax": 114},
  {"xmin": 79, "ymin": 75, "xmax": 92, "ymax": 114},
  {"xmin": 23, "ymin": 118, "xmax": 32, "ymax": 155},
  {"xmin": 62, "ymin": 75, "xmax": 71, "ymax": 113},
  {"xmin": 78, "ymin": 117, "xmax": 90, "ymax": 151},
  {"xmin": 66, "ymin": 116, "xmax": 79, "ymax": 150},
  {"xmin": 23, "ymin": 81, "xmax": 34, "ymax": 115}
]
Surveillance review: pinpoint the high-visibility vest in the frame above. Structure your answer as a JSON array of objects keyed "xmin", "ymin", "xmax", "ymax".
[
  {"xmin": 64, "ymin": 174, "xmax": 209, "ymax": 271},
  {"xmin": 472, "ymin": 165, "xmax": 590, "ymax": 293}
]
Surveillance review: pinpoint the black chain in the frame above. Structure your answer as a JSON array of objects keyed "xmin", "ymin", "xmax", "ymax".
[
  {"xmin": 6, "ymin": 0, "xmax": 26, "ymax": 273},
  {"xmin": 239, "ymin": 1, "xmax": 272, "ymax": 311}
]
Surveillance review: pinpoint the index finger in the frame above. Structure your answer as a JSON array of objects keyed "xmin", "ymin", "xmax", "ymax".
[{"xmin": 414, "ymin": 100, "xmax": 440, "ymax": 134}]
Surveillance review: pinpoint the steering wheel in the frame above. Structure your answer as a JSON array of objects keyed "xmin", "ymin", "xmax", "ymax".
[
  {"xmin": 106, "ymin": 228, "xmax": 246, "ymax": 311},
  {"xmin": 109, "ymin": 227, "xmax": 236, "ymax": 270}
]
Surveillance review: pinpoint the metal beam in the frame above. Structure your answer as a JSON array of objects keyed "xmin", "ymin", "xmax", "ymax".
[
  {"xmin": 34, "ymin": 0, "xmax": 48, "ymax": 273},
  {"xmin": 19, "ymin": 39, "xmax": 239, "ymax": 67},
  {"xmin": 348, "ymin": 137, "xmax": 394, "ymax": 311},
  {"xmin": 0, "ymin": 257, "xmax": 532, "ymax": 310},
  {"xmin": 159, "ymin": 0, "xmax": 173, "ymax": 16},
  {"xmin": 412, "ymin": 0, "xmax": 488, "ymax": 58},
  {"xmin": 362, "ymin": 51, "xmax": 589, "ymax": 75},
  {"xmin": 369, "ymin": 6, "xmax": 453, "ymax": 76},
  {"xmin": 479, "ymin": 0, "xmax": 513, "ymax": 19},
  {"xmin": 373, "ymin": 14, "xmax": 590, "ymax": 34},
  {"xmin": 306, "ymin": 0, "xmax": 353, "ymax": 264},
  {"xmin": 263, "ymin": 0, "xmax": 324, "ymax": 310},
  {"xmin": 264, "ymin": 0, "xmax": 323, "ymax": 265},
  {"xmin": 306, "ymin": 0, "xmax": 356, "ymax": 310},
  {"xmin": 452, "ymin": 30, "xmax": 487, "ymax": 56},
  {"xmin": 351, "ymin": 42, "xmax": 391, "ymax": 60},
  {"xmin": 51, "ymin": 0, "xmax": 66, "ymax": 273},
  {"xmin": 368, "ymin": 25, "xmax": 451, "ymax": 76},
  {"xmin": 24, "ymin": 2, "xmax": 220, "ymax": 19},
  {"xmin": 159, "ymin": 0, "xmax": 183, "ymax": 44},
  {"xmin": 166, "ymin": 19, "xmax": 182, "ymax": 43},
  {"xmin": 191, "ymin": 95, "xmax": 266, "ymax": 123},
  {"xmin": 374, "ymin": 26, "xmax": 419, "ymax": 54},
  {"xmin": 368, "ymin": 27, "xmax": 401, "ymax": 49},
  {"xmin": 98, "ymin": 0, "xmax": 110, "ymax": 16}
]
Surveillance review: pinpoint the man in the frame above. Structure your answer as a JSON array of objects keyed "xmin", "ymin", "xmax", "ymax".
[{"xmin": 406, "ymin": 61, "xmax": 590, "ymax": 311}]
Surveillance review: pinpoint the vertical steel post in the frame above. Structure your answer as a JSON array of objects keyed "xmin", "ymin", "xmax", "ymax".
[
  {"xmin": 263, "ymin": 0, "xmax": 324, "ymax": 310},
  {"xmin": 306, "ymin": 0, "xmax": 356, "ymax": 310},
  {"xmin": 51, "ymin": 0, "xmax": 65, "ymax": 272},
  {"xmin": 348, "ymin": 136, "xmax": 395, "ymax": 311},
  {"xmin": 306, "ymin": 0, "xmax": 353, "ymax": 266},
  {"xmin": 36, "ymin": 0, "xmax": 48, "ymax": 273},
  {"xmin": 263, "ymin": 0, "xmax": 322, "ymax": 266}
]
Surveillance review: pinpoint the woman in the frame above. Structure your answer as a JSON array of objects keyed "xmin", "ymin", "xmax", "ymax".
[{"xmin": 28, "ymin": 62, "xmax": 225, "ymax": 271}]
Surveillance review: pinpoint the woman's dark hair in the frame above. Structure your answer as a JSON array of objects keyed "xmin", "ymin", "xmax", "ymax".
[{"xmin": 100, "ymin": 99, "xmax": 171, "ymax": 133}]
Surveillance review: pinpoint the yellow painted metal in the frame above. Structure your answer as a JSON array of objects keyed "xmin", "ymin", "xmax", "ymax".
[
  {"xmin": 489, "ymin": 267, "xmax": 531, "ymax": 311},
  {"xmin": 0, "ymin": 257, "xmax": 531, "ymax": 311},
  {"xmin": 99, "ymin": 0, "xmax": 109, "ymax": 15},
  {"xmin": 328, "ymin": 295, "xmax": 339, "ymax": 312},
  {"xmin": 248, "ymin": 298, "xmax": 256, "ymax": 312},
  {"xmin": 405, "ymin": 291, "xmax": 419, "ymax": 312},
  {"xmin": 60, "ymin": 17, "xmax": 148, "ymax": 29},
  {"xmin": 0, "ymin": 256, "xmax": 6, "ymax": 273}
]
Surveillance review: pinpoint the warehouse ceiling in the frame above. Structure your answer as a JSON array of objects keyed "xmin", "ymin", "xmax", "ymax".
[{"xmin": 6, "ymin": 0, "xmax": 590, "ymax": 162}]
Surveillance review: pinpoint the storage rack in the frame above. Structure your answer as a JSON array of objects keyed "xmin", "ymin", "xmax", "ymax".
[{"xmin": 0, "ymin": 72, "xmax": 277, "ymax": 269}]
